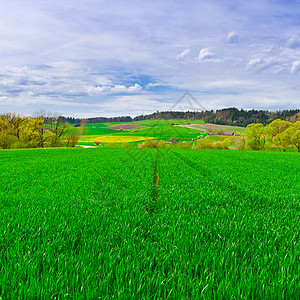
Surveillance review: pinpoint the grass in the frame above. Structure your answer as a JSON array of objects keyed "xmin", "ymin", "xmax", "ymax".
[
  {"xmin": 157, "ymin": 149, "xmax": 300, "ymax": 298},
  {"xmin": 0, "ymin": 148, "xmax": 299, "ymax": 298},
  {"xmin": 0, "ymin": 148, "xmax": 157, "ymax": 299}
]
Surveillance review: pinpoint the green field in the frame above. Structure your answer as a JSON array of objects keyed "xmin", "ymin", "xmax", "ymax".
[
  {"xmin": 75, "ymin": 120, "xmax": 245, "ymax": 145},
  {"xmin": 118, "ymin": 125, "xmax": 202, "ymax": 140},
  {"xmin": 0, "ymin": 148, "xmax": 299, "ymax": 299},
  {"xmin": 130, "ymin": 119, "xmax": 205, "ymax": 126}
]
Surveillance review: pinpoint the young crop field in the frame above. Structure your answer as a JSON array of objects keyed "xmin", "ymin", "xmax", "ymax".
[
  {"xmin": 157, "ymin": 149, "xmax": 300, "ymax": 299},
  {"xmin": 0, "ymin": 148, "xmax": 299, "ymax": 299}
]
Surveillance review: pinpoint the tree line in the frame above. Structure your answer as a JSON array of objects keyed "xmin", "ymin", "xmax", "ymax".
[
  {"xmin": 244, "ymin": 119, "xmax": 300, "ymax": 152},
  {"xmin": 134, "ymin": 108, "xmax": 300, "ymax": 127},
  {"xmin": 0, "ymin": 113, "xmax": 86, "ymax": 149},
  {"xmin": 61, "ymin": 108, "xmax": 300, "ymax": 127}
]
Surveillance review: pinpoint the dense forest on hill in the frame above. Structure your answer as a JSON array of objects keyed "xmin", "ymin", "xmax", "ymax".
[{"xmin": 63, "ymin": 108, "xmax": 300, "ymax": 127}]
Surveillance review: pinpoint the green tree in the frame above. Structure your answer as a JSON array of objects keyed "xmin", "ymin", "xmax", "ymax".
[
  {"xmin": 78, "ymin": 119, "xmax": 88, "ymax": 146},
  {"xmin": 266, "ymin": 119, "xmax": 292, "ymax": 151},
  {"xmin": 65, "ymin": 133, "xmax": 80, "ymax": 147},
  {"xmin": 19, "ymin": 117, "xmax": 44, "ymax": 148},
  {"xmin": 0, "ymin": 117, "xmax": 8, "ymax": 132},
  {"xmin": 9, "ymin": 113, "xmax": 26, "ymax": 140},
  {"xmin": 0, "ymin": 131, "xmax": 17, "ymax": 149},
  {"xmin": 50, "ymin": 121, "xmax": 70, "ymax": 147},
  {"xmin": 282, "ymin": 121, "xmax": 300, "ymax": 152},
  {"xmin": 244, "ymin": 123, "xmax": 266, "ymax": 150},
  {"xmin": 0, "ymin": 116, "xmax": 16, "ymax": 149}
]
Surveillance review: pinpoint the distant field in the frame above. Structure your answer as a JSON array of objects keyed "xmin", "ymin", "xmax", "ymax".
[
  {"xmin": 84, "ymin": 124, "xmax": 117, "ymax": 135},
  {"xmin": 118, "ymin": 125, "xmax": 204, "ymax": 140},
  {"xmin": 177, "ymin": 123, "xmax": 247, "ymax": 132},
  {"xmin": 75, "ymin": 119, "xmax": 246, "ymax": 145},
  {"xmin": 130, "ymin": 119, "xmax": 205, "ymax": 126},
  {"xmin": 0, "ymin": 148, "xmax": 299, "ymax": 298},
  {"xmin": 77, "ymin": 120, "xmax": 208, "ymax": 144}
]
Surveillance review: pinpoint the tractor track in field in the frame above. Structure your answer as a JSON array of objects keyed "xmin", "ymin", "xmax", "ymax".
[
  {"xmin": 148, "ymin": 151, "xmax": 159, "ymax": 214},
  {"xmin": 170, "ymin": 150, "xmax": 268, "ymax": 207},
  {"xmin": 153, "ymin": 151, "xmax": 159, "ymax": 189}
]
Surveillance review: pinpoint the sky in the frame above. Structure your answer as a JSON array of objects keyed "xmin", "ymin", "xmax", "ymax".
[{"xmin": 1, "ymin": 0, "xmax": 300, "ymax": 117}]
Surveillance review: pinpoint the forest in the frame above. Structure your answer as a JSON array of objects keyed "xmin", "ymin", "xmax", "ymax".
[{"xmin": 63, "ymin": 107, "xmax": 300, "ymax": 127}]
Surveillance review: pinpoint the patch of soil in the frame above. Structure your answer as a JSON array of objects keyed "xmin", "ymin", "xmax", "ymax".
[
  {"xmin": 176, "ymin": 124, "xmax": 235, "ymax": 131},
  {"xmin": 175, "ymin": 124, "xmax": 208, "ymax": 130},
  {"xmin": 105, "ymin": 124, "xmax": 141, "ymax": 130}
]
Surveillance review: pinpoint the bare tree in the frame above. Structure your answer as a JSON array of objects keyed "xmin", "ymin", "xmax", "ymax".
[{"xmin": 78, "ymin": 119, "xmax": 88, "ymax": 146}]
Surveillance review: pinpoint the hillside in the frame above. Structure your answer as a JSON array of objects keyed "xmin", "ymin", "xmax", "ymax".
[{"xmin": 63, "ymin": 108, "xmax": 300, "ymax": 127}]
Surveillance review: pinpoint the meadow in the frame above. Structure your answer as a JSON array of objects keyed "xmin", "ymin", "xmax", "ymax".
[{"xmin": 0, "ymin": 147, "xmax": 299, "ymax": 299}]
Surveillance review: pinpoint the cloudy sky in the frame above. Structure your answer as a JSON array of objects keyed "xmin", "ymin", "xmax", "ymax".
[{"xmin": 1, "ymin": 0, "xmax": 300, "ymax": 117}]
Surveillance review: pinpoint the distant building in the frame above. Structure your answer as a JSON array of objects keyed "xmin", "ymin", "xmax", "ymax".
[
  {"xmin": 166, "ymin": 138, "xmax": 180, "ymax": 144},
  {"xmin": 222, "ymin": 132, "xmax": 234, "ymax": 136},
  {"xmin": 94, "ymin": 141, "xmax": 102, "ymax": 145}
]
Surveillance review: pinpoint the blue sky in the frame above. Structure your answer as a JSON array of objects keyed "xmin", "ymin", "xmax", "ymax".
[{"xmin": 1, "ymin": 0, "xmax": 300, "ymax": 117}]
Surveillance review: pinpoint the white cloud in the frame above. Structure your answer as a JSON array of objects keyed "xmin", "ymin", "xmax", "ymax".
[
  {"xmin": 88, "ymin": 83, "xmax": 142, "ymax": 95},
  {"xmin": 94, "ymin": 76, "xmax": 113, "ymax": 86},
  {"xmin": 227, "ymin": 31, "xmax": 239, "ymax": 43},
  {"xmin": 291, "ymin": 61, "xmax": 300, "ymax": 74},
  {"xmin": 246, "ymin": 57, "xmax": 283, "ymax": 72},
  {"xmin": 128, "ymin": 83, "xmax": 142, "ymax": 92},
  {"xmin": 146, "ymin": 83, "xmax": 162, "ymax": 88},
  {"xmin": 201, "ymin": 79, "xmax": 255, "ymax": 89},
  {"xmin": 286, "ymin": 37, "xmax": 300, "ymax": 49},
  {"xmin": 87, "ymin": 85, "xmax": 111, "ymax": 94},
  {"xmin": 90, "ymin": 94, "xmax": 172, "ymax": 117},
  {"xmin": 176, "ymin": 49, "xmax": 191, "ymax": 59},
  {"xmin": 111, "ymin": 85, "xmax": 127, "ymax": 92},
  {"xmin": 111, "ymin": 84, "xmax": 142, "ymax": 93},
  {"xmin": 198, "ymin": 48, "xmax": 214, "ymax": 60},
  {"xmin": 1, "ymin": 1, "xmax": 300, "ymax": 115},
  {"xmin": 247, "ymin": 58, "xmax": 262, "ymax": 66}
]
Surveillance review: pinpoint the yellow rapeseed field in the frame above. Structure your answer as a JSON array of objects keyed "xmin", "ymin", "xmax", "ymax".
[{"xmin": 81, "ymin": 135, "xmax": 155, "ymax": 143}]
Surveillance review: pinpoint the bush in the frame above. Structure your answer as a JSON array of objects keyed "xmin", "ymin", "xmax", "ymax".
[
  {"xmin": 104, "ymin": 143, "xmax": 121, "ymax": 148},
  {"xmin": 140, "ymin": 140, "xmax": 160, "ymax": 148},
  {"xmin": 157, "ymin": 140, "xmax": 168, "ymax": 148},
  {"xmin": 230, "ymin": 136, "xmax": 245, "ymax": 150},
  {"xmin": 121, "ymin": 142, "xmax": 130, "ymax": 148},
  {"xmin": 194, "ymin": 139, "xmax": 215, "ymax": 149},
  {"xmin": 65, "ymin": 134, "xmax": 80, "ymax": 147},
  {"xmin": 175, "ymin": 142, "xmax": 192, "ymax": 149},
  {"xmin": 0, "ymin": 132, "xmax": 18, "ymax": 149}
]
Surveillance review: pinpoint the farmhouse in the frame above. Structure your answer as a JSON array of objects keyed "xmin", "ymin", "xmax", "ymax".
[
  {"xmin": 166, "ymin": 138, "xmax": 180, "ymax": 144},
  {"xmin": 222, "ymin": 131, "xmax": 234, "ymax": 136}
]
